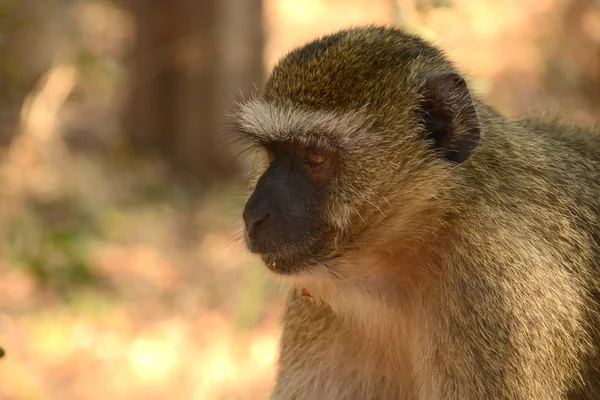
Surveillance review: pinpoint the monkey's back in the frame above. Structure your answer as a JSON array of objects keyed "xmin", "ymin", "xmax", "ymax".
[
  {"xmin": 520, "ymin": 119, "xmax": 600, "ymax": 264},
  {"xmin": 471, "ymin": 114, "xmax": 600, "ymax": 262},
  {"xmin": 458, "ymin": 114, "xmax": 600, "ymax": 398},
  {"xmin": 530, "ymin": 120, "xmax": 600, "ymax": 399}
]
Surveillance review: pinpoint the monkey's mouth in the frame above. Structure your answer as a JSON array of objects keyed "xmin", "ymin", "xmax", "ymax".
[{"xmin": 244, "ymin": 230, "xmax": 323, "ymax": 275}]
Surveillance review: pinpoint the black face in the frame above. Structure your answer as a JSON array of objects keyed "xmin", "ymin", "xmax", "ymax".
[{"xmin": 242, "ymin": 142, "xmax": 337, "ymax": 274}]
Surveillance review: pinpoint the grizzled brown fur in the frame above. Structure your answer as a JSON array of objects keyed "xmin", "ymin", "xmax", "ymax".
[{"xmin": 236, "ymin": 26, "xmax": 600, "ymax": 399}]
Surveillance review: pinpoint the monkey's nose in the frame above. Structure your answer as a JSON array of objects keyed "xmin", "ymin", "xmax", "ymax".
[
  {"xmin": 242, "ymin": 203, "xmax": 273, "ymax": 236},
  {"xmin": 248, "ymin": 211, "xmax": 271, "ymax": 230},
  {"xmin": 242, "ymin": 204, "xmax": 275, "ymax": 253}
]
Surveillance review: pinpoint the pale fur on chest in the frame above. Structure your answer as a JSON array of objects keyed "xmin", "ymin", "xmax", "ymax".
[{"xmin": 278, "ymin": 255, "xmax": 441, "ymax": 400}]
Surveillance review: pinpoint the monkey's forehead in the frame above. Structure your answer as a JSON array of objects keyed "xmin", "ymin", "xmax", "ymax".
[
  {"xmin": 262, "ymin": 27, "xmax": 451, "ymax": 113},
  {"xmin": 235, "ymin": 27, "xmax": 455, "ymax": 149},
  {"xmin": 234, "ymin": 99, "xmax": 373, "ymax": 150}
]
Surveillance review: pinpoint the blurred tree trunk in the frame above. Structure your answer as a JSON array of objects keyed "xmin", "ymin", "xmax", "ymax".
[
  {"xmin": 0, "ymin": 0, "xmax": 55, "ymax": 148},
  {"xmin": 124, "ymin": 0, "xmax": 264, "ymax": 186}
]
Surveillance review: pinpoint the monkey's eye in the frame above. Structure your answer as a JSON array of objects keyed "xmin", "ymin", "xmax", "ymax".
[{"xmin": 305, "ymin": 147, "xmax": 327, "ymax": 166}]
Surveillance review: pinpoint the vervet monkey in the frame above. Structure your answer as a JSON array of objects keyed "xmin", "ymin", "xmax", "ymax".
[{"xmin": 235, "ymin": 26, "xmax": 600, "ymax": 399}]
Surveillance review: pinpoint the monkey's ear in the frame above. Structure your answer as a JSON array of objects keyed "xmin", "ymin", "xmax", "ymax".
[{"xmin": 418, "ymin": 72, "xmax": 480, "ymax": 163}]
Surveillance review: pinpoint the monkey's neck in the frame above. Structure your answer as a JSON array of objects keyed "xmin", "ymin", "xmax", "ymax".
[{"xmin": 290, "ymin": 243, "xmax": 439, "ymax": 327}]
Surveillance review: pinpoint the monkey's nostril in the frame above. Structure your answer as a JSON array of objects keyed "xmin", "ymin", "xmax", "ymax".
[
  {"xmin": 253, "ymin": 212, "xmax": 270, "ymax": 228},
  {"xmin": 243, "ymin": 205, "xmax": 273, "ymax": 233}
]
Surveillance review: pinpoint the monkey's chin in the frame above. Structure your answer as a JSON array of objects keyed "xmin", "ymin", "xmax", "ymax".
[
  {"xmin": 260, "ymin": 253, "xmax": 313, "ymax": 276},
  {"xmin": 245, "ymin": 236, "xmax": 323, "ymax": 275}
]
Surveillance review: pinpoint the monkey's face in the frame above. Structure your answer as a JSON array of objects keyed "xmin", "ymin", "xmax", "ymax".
[
  {"xmin": 237, "ymin": 28, "xmax": 481, "ymax": 277},
  {"xmin": 242, "ymin": 141, "xmax": 339, "ymax": 274},
  {"xmin": 236, "ymin": 69, "xmax": 480, "ymax": 277},
  {"xmin": 235, "ymin": 98, "xmax": 441, "ymax": 277}
]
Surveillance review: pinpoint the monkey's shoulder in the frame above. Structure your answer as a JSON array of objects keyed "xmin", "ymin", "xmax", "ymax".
[{"xmin": 518, "ymin": 117, "xmax": 600, "ymax": 161}]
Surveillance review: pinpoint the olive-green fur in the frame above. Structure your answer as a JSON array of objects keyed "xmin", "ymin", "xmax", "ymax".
[
  {"xmin": 265, "ymin": 26, "xmax": 453, "ymax": 120},
  {"xmin": 238, "ymin": 26, "xmax": 600, "ymax": 399}
]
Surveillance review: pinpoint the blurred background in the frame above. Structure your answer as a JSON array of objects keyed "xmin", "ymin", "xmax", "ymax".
[{"xmin": 0, "ymin": 0, "xmax": 599, "ymax": 399}]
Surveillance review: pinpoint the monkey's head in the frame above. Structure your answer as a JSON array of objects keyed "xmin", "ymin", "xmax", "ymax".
[{"xmin": 236, "ymin": 26, "xmax": 480, "ymax": 279}]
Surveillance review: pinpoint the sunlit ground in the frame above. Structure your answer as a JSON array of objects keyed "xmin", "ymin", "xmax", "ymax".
[{"xmin": 0, "ymin": 150, "xmax": 285, "ymax": 399}]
